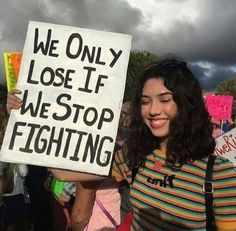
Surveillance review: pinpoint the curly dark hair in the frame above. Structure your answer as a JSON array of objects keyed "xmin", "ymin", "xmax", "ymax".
[{"xmin": 127, "ymin": 58, "xmax": 215, "ymax": 168}]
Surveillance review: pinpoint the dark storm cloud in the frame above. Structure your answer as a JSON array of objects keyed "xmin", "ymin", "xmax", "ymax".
[
  {"xmin": 189, "ymin": 63, "xmax": 236, "ymax": 90},
  {"xmin": 189, "ymin": 0, "xmax": 236, "ymax": 64},
  {"xmin": 0, "ymin": 0, "xmax": 141, "ymax": 51},
  {"xmin": 0, "ymin": 0, "xmax": 142, "ymax": 84},
  {"xmin": 134, "ymin": 1, "xmax": 236, "ymax": 64},
  {"xmin": 130, "ymin": 0, "xmax": 236, "ymax": 89}
]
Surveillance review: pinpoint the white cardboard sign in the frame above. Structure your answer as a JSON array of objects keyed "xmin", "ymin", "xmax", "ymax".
[
  {"xmin": 0, "ymin": 21, "xmax": 132, "ymax": 176},
  {"xmin": 214, "ymin": 127, "xmax": 236, "ymax": 166}
]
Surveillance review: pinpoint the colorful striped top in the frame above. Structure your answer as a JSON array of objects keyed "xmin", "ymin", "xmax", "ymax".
[{"xmin": 113, "ymin": 149, "xmax": 236, "ymax": 230}]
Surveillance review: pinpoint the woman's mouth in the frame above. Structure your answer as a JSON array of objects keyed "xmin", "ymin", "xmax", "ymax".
[{"xmin": 149, "ymin": 119, "xmax": 168, "ymax": 128}]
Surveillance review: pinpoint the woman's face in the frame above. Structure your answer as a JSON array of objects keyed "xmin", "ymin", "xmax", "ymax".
[{"xmin": 141, "ymin": 78, "xmax": 178, "ymax": 139}]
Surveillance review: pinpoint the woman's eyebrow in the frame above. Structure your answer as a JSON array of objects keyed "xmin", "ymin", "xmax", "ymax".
[
  {"xmin": 158, "ymin": 92, "xmax": 173, "ymax": 97},
  {"xmin": 141, "ymin": 92, "xmax": 172, "ymax": 97}
]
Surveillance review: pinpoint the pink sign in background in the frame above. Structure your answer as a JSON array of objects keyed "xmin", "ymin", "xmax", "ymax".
[{"xmin": 205, "ymin": 95, "xmax": 233, "ymax": 121}]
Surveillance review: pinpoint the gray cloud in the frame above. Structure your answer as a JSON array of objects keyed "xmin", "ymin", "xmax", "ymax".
[
  {"xmin": 189, "ymin": 63, "xmax": 236, "ymax": 90},
  {"xmin": 0, "ymin": 0, "xmax": 142, "ymax": 49},
  {"xmin": 133, "ymin": 1, "xmax": 236, "ymax": 64},
  {"xmin": 129, "ymin": 0, "xmax": 236, "ymax": 89},
  {"xmin": 0, "ymin": 0, "xmax": 142, "ymax": 84}
]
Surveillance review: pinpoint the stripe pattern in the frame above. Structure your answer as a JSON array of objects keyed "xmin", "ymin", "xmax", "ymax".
[{"xmin": 113, "ymin": 149, "xmax": 236, "ymax": 230}]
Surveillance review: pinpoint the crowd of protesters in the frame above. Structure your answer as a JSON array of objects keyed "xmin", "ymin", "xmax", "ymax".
[{"xmin": 1, "ymin": 58, "xmax": 236, "ymax": 231}]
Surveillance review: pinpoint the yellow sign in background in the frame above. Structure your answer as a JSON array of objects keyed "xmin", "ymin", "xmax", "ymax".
[{"xmin": 3, "ymin": 52, "xmax": 22, "ymax": 91}]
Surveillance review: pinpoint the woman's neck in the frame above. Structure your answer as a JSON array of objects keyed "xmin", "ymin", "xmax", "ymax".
[{"xmin": 159, "ymin": 137, "xmax": 168, "ymax": 153}]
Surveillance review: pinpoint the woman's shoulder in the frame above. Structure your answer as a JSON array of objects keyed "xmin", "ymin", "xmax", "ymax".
[
  {"xmin": 198, "ymin": 155, "xmax": 236, "ymax": 170},
  {"xmin": 214, "ymin": 155, "xmax": 236, "ymax": 171},
  {"xmin": 185, "ymin": 155, "xmax": 235, "ymax": 174},
  {"xmin": 197, "ymin": 155, "xmax": 234, "ymax": 166},
  {"xmin": 212, "ymin": 155, "xmax": 236, "ymax": 189},
  {"xmin": 114, "ymin": 146, "xmax": 129, "ymax": 165},
  {"xmin": 112, "ymin": 147, "xmax": 131, "ymax": 183},
  {"xmin": 214, "ymin": 154, "xmax": 234, "ymax": 164}
]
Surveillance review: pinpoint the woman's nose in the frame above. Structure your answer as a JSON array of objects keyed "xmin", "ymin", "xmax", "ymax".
[{"xmin": 149, "ymin": 101, "xmax": 161, "ymax": 117}]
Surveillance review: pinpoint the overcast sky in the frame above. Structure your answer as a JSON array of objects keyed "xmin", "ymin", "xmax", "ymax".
[{"xmin": 0, "ymin": 0, "xmax": 236, "ymax": 90}]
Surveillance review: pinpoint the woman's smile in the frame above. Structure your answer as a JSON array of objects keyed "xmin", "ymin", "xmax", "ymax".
[{"xmin": 149, "ymin": 118, "xmax": 169, "ymax": 129}]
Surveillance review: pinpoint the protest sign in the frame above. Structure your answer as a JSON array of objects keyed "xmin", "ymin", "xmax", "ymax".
[
  {"xmin": 11, "ymin": 52, "xmax": 22, "ymax": 80},
  {"xmin": 205, "ymin": 94, "xmax": 233, "ymax": 122},
  {"xmin": 214, "ymin": 127, "xmax": 236, "ymax": 167},
  {"xmin": 0, "ymin": 21, "xmax": 132, "ymax": 176},
  {"xmin": 3, "ymin": 52, "xmax": 18, "ymax": 91}
]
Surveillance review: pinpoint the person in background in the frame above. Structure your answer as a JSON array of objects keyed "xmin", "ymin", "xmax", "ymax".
[
  {"xmin": 115, "ymin": 101, "xmax": 133, "ymax": 223},
  {"xmin": 70, "ymin": 182, "xmax": 96, "ymax": 231},
  {"xmin": 116, "ymin": 101, "xmax": 133, "ymax": 148},
  {"xmin": 6, "ymin": 90, "xmax": 54, "ymax": 231},
  {"xmin": 3, "ymin": 163, "xmax": 28, "ymax": 231},
  {"xmin": 0, "ymin": 162, "xmax": 5, "ymax": 230},
  {"xmin": 8, "ymin": 58, "xmax": 236, "ymax": 230},
  {"xmin": 48, "ymin": 176, "xmax": 120, "ymax": 231},
  {"xmin": 0, "ymin": 101, "xmax": 9, "ymax": 230},
  {"xmin": 0, "ymin": 101, "xmax": 29, "ymax": 231},
  {"xmin": 24, "ymin": 165, "xmax": 54, "ymax": 231},
  {"xmin": 68, "ymin": 179, "xmax": 120, "ymax": 231},
  {"xmin": 211, "ymin": 117, "xmax": 223, "ymax": 138},
  {"xmin": 222, "ymin": 120, "xmax": 231, "ymax": 133},
  {"xmin": 48, "ymin": 175, "xmax": 75, "ymax": 231}
]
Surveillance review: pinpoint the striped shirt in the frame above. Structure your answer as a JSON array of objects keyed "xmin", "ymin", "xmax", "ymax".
[{"xmin": 113, "ymin": 149, "xmax": 236, "ymax": 230}]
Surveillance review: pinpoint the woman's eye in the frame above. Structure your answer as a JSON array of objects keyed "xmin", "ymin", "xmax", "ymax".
[
  {"xmin": 161, "ymin": 98, "xmax": 171, "ymax": 103},
  {"xmin": 141, "ymin": 100, "xmax": 149, "ymax": 105}
]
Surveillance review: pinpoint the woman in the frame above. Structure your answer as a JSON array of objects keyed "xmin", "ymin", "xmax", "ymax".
[{"xmin": 7, "ymin": 59, "xmax": 236, "ymax": 230}]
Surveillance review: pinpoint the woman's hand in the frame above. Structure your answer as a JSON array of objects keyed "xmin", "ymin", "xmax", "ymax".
[{"xmin": 6, "ymin": 89, "xmax": 22, "ymax": 114}]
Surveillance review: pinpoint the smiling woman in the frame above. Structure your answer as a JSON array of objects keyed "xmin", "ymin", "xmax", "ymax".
[{"xmin": 117, "ymin": 58, "xmax": 236, "ymax": 230}]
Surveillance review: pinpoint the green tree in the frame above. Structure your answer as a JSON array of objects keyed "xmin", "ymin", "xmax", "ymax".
[
  {"xmin": 216, "ymin": 77, "xmax": 236, "ymax": 98},
  {"xmin": 216, "ymin": 77, "xmax": 236, "ymax": 117},
  {"xmin": 124, "ymin": 50, "xmax": 159, "ymax": 101}
]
